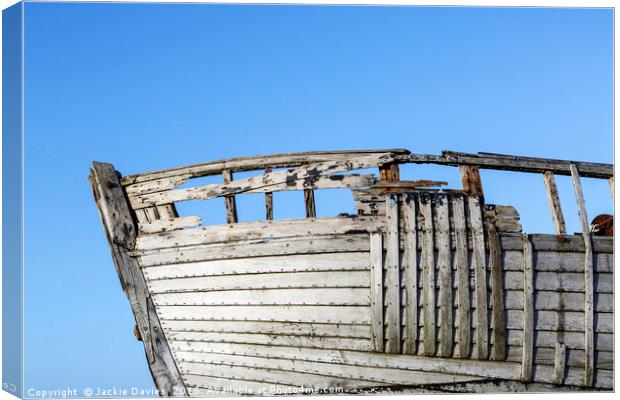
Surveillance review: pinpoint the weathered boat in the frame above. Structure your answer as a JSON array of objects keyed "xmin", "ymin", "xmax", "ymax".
[{"xmin": 89, "ymin": 149, "xmax": 614, "ymax": 396}]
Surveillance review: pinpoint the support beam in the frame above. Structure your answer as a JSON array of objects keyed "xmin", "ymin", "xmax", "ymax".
[
  {"xmin": 543, "ymin": 171, "xmax": 567, "ymax": 235},
  {"xmin": 609, "ymin": 176, "xmax": 614, "ymax": 202},
  {"xmin": 264, "ymin": 167, "xmax": 273, "ymax": 221},
  {"xmin": 384, "ymin": 194, "xmax": 401, "ymax": 353},
  {"xmin": 521, "ymin": 235, "xmax": 535, "ymax": 382},
  {"xmin": 469, "ymin": 196, "xmax": 488, "ymax": 360},
  {"xmin": 222, "ymin": 169, "xmax": 238, "ymax": 224},
  {"xmin": 436, "ymin": 195, "xmax": 452, "ymax": 358},
  {"xmin": 369, "ymin": 232, "xmax": 384, "ymax": 352},
  {"xmin": 487, "ymin": 221, "xmax": 506, "ymax": 361},
  {"xmin": 460, "ymin": 165, "xmax": 484, "ymax": 200},
  {"xmin": 402, "ymin": 194, "xmax": 418, "ymax": 355},
  {"xmin": 419, "ymin": 194, "xmax": 436, "ymax": 356},
  {"xmin": 304, "ymin": 189, "xmax": 316, "ymax": 218},
  {"xmin": 552, "ymin": 342, "xmax": 567, "ymax": 385},
  {"xmin": 452, "ymin": 194, "xmax": 470, "ymax": 359},
  {"xmin": 379, "ymin": 162, "xmax": 400, "ymax": 182}
]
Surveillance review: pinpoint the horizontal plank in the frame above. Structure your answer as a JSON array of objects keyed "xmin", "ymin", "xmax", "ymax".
[
  {"xmin": 160, "ymin": 320, "xmax": 370, "ymax": 338},
  {"xmin": 157, "ymin": 305, "xmax": 371, "ymax": 324},
  {"xmin": 121, "ymin": 149, "xmax": 409, "ymax": 185},
  {"xmin": 153, "ymin": 288, "xmax": 371, "ymax": 307},
  {"xmin": 502, "ymin": 330, "xmax": 613, "ymax": 352},
  {"xmin": 502, "ymin": 251, "xmax": 613, "ymax": 273},
  {"xmin": 532, "ymin": 364, "xmax": 612, "ymax": 389},
  {"xmin": 504, "ymin": 290, "xmax": 613, "ymax": 312},
  {"xmin": 142, "ymin": 252, "xmax": 370, "ymax": 280},
  {"xmin": 148, "ymin": 270, "xmax": 369, "ymax": 293},
  {"xmin": 502, "ymin": 271, "xmax": 613, "ymax": 293},
  {"xmin": 135, "ymin": 235, "xmax": 370, "ymax": 267},
  {"xmin": 501, "ymin": 234, "xmax": 613, "ymax": 253},
  {"xmin": 505, "ymin": 346, "xmax": 613, "ymax": 370},
  {"xmin": 182, "ymin": 373, "xmax": 297, "ymax": 395},
  {"xmin": 136, "ymin": 217, "xmax": 380, "ymax": 251},
  {"xmin": 130, "ymin": 154, "xmax": 397, "ymax": 208},
  {"xmin": 176, "ymin": 352, "xmax": 487, "ymax": 387},
  {"xmin": 410, "ymin": 151, "xmax": 613, "ymax": 179},
  {"xmin": 124, "ymin": 175, "xmax": 190, "ymax": 196},
  {"xmin": 505, "ymin": 310, "xmax": 612, "ymax": 333},
  {"xmin": 169, "ymin": 341, "xmax": 523, "ymax": 382},
  {"xmin": 138, "ymin": 216, "xmax": 202, "ymax": 234},
  {"xmin": 168, "ymin": 331, "xmax": 372, "ymax": 351}
]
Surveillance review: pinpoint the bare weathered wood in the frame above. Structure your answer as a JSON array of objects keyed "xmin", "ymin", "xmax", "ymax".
[
  {"xmin": 608, "ymin": 176, "xmax": 614, "ymax": 201},
  {"xmin": 552, "ymin": 342, "xmax": 567, "ymax": 385},
  {"xmin": 222, "ymin": 169, "xmax": 238, "ymax": 224},
  {"xmin": 521, "ymin": 235, "xmax": 534, "ymax": 382},
  {"xmin": 369, "ymin": 232, "xmax": 384, "ymax": 352},
  {"xmin": 435, "ymin": 196, "xmax": 452, "ymax": 357},
  {"xmin": 460, "ymin": 165, "xmax": 483, "ymax": 200},
  {"xmin": 264, "ymin": 167, "xmax": 273, "ymax": 220},
  {"xmin": 570, "ymin": 164, "xmax": 595, "ymax": 387},
  {"xmin": 89, "ymin": 162, "xmax": 186, "ymax": 396},
  {"xmin": 468, "ymin": 196, "xmax": 488, "ymax": 359},
  {"xmin": 410, "ymin": 151, "xmax": 613, "ymax": 179},
  {"xmin": 379, "ymin": 162, "xmax": 400, "ymax": 182},
  {"xmin": 402, "ymin": 194, "xmax": 418, "ymax": 354},
  {"xmin": 371, "ymin": 180, "xmax": 446, "ymax": 190},
  {"xmin": 157, "ymin": 204, "xmax": 179, "ymax": 219},
  {"xmin": 451, "ymin": 194, "xmax": 470, "ymax": 359},
  {"xmin": 131, "ymin": 155, "xmax": 391, "ymax": 209},
  {"xmin": 384, "ymin": 194, "xmax": 401, "ymax": 353},
  {"xmin": 121, "ymin": 149, "xmax": 409, "ymax": 185},
  {"xmin": 487, "ymin": 221, "xmax": 505, "ymax": 361},
  {"xmin": 543, "ymin": 171, "xmax": 567, "ymax": 235},
  {"xmin": 501, "ymin": 234, "xmax": 613, "ymax": 254},
  {"xmin": 304, "ymin": 189, "xmax": 316, "ymax": 218},
  {"xmin": 419, "ymin": 195, "xmax": 436, "ymax": 356},
  {"xmin": 139, "ymin": 216, "xmax": 202, "ymax": 234}
]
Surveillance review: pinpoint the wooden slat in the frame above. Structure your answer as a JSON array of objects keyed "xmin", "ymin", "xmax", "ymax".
[
  {"xmin": 452, "ymin": 194, "xmax": 470, "ymax": 359},
  {"xmin": 130, "ymin": 154, "xmax": 394, "ymax": 209},
  {"xmin": 487, "ymin": 221, "xmax": 505, "ymax": 361},
  {"xmin": 157, "ymin": 203, "xmax": 178, "ymax": 219},
  {"xmin": 608, "ymin": 176, "xmax": 614, "ymax": 201},
  {"xmin": 521, "ymin": 236, "xmax": 535, "ymax": 382},
  {"xmin": 435, "ymin": 195, "xmax": 452, "ymax": 357},
  {"xmin": 384, "ymin": 194, "xmax": 401, "ymax": 353},
  {"xmin": 419, "ymin": 194, "xmax": 436, "ymax": 356},
  {"xmin": 156, "ymin": 305, "xmax": 371, "ymax": 325},
  {"xmin": 501, "ymin": 330, "xmax": 613, "ymax": 353},
  {"xmin": 570, "ymin": 164, "xmax": 595, "ymax": 387},
  {"xmin": 500, "ymin": 234, "xmax": 613, "ymax": 253},
  {"xmin": 501, "ymin": 250, "xmax": 614, "ymax": 273},
  {"xmin": 89, "ymin": 163, "xmax": 186, "ymax": 396},
  {"xmin": 139, "ymin": 216, "xmax": 201, "ymax": 234},
  {"xmin": 264, "ymin": 167, "xmax": 273, "ymax": 220},
  {"xmin": 552, "ymin": 342, "xmax": 567, "ymax": 385},
  {"xmin": 148, "ymin": 270, "xmax": 370, "ymax": 294},
  {"xmin": 503, "ymin": 291, "xmax": 613, "ymax": 313},
  {"xmin": 402, "ymin": 194, "xmax": 418, "ymax": 354},
  {"xmin": 304, "ymin": 189, "xmax": 316, "ymax": 218},
  {"xmin": 369, "ymin": 232, "xmax": 384, "ymax": 352},
  {"xmin": 222, "ymin": 169, "xmax": 238, "ymax": 224},
  {"xmin": 468, "ymin": 196, "xmax": 488, "ymax": 359},
  {"xmin": 460, "ymin": 165, "xmax": 483, "ymax": 200},
  {"xmin": 504, "ymin": 310, "xmax": 613, "ymax": 333},
  {"xmin": 379, "ymin": 162, "xmax": 400, "ymax": 182},
  {"xmin": 543, "ymin": 171, "xmax": 567, "ymax": 235}
]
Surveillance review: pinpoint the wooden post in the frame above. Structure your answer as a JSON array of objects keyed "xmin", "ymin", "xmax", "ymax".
[
  {"xmin": 369, "ymin": 232, "xmax": 384, "ymax": 352},
  {"xmin": 379, "ymin": 162, "xmax": 400, "ymax": 182},
  {"xmin": 487, "ymin": 221, "xmax": 506, "ymax": 361},
  {"xmin": 543, "ymin": 171, "xmax": 567, "ymax": 235},
  {"xmin": 460, "ymin": 165, "xmax": 483, "ymax": 200},
  {"xmin": 419, "ymin": 195, "xmax": 436, "ymax": 356},
  {"xmin": 552, "ymin": 342, "xmax": 567, "ymax": 385},
  {"xmin": 452, "ymin": 194, "xmax": 470, "ymax": 359},
  {"xmin": 264, "ymin": 167, "xmax": 273, "ymax": 221},
  {"xmin": 609, "ymin": 176, "xmax": 614, "ymax": 202},
  {"xmin": 304, "ymin": 189, "xmax": 316, "ymax": 218},
  {"xmin": 402, "ymin": 194, "xmax": 418, "ymax": 355},
  {"xmin": 436, "ymin": 195, "xmax": 453, "ymax": 358},
  {"xmin": 385, "ymin": 194, "xmax": 401, "ymax": 354},
  {"xmin": 469, "ymin": 196, "xmax": 488, "ymax": 360},
  {"xmin": 521, "ymin": 235, "xmax": 535, "ymax": 382},
  {"xmin": 89, "ymin": 162, "xmax": 187, "ymax": 396},
  {"xmin": 570, "ymin": 164, "xmax": 595, "ymax": 387},
  {"xmin": 222, "ymin": 169, "xmax": 238, "ymax": 224}
]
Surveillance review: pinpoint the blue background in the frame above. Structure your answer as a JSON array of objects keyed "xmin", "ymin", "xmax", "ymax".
[{"xmin": 22, "ymin": 3, "xmax": 613, "ymax": 395}]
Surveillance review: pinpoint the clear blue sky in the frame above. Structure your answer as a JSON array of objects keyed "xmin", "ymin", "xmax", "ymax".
[{"xmin": 22, "ymin": 2, "xmax": 612, "ymax": 395}]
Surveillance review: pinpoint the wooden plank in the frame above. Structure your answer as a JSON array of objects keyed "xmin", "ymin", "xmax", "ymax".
[
  {"xmin": 501, "ymin": 250, "xmax": 614, "ymax": 273},
  {"xmin": 152, "ymin": 288, "xmax": 371, "ymax": 307},
  {"xmin": 222, "ymin": 169, "xmax": 238, "ymax": 224},
  {"xmin": 435, "ymin": 195, "xmax": 452, "ymax": 357},
  {"xmin": 139, "ymin": 216, "xmax": 201, "ymax": 234},
  {"xmin": 460, "ymin": 165, "xmax": 483, "ymax": 200},
  {"xmin": 384, "ymin": 194, "xmax": 401, "ymax": 353},
  {"xmin": 369, "ymin": 232, "xmax": 384, "ymax": 352},
  {"xmin": 148, "ymin": 270, "xmax": 370, "ymax": 294},
  {"xmin": 168, "ymin": 331, "xmax": 372, "ymax": 351},
  {"xmin": 452, "ymin": 194, "xmax": 470, "ymax": 359},
  {"xmin": 402, "ymin": 194, "xmax": 418, "ymax": 354},
  {"xmin": 156, "ymin": 204, "xmax": 178, "ymax": 219},
  {"xmin": 156, "ymin": 305, "xmax": 371, "ymax": 325},
  {"xmin": 304, "ymin": 189, "xmax": 316, "ymax": 218},
  {"xmin": 570, "ymin": 164, "xmax": 595, "ymax": 387},
  {"xmin": 182, "ymin": 374, "xmax": 296, "ymax": 395},
  {"xmin": 501, "ymin": 330, "xmax": 613, "ymax": 353},
  {"xmin": 141, "ymin": 252, "xmax": 370, "ymax": 280},
  {"xmin": 487, "ymin": 221, "xmax": 505, "ymax": 361},
  {"xmin": 501, "ymin": 234, "xmax": 613, "ymax": 253},
  {"xmin": 419, "ymin": 194, "xmax": 436, "ymax": 356},
  {"xmin": 124, "ymin": 175, "xmax": 189, "ymax": 196},
  {"xmin": 543, "ymin": 171, "xmax": 567, "ymax": 235},
  {"xmin": 410, "ymin": 151, "xmax": 613, "ymax": 179},
  {"xmin": 608, "ymin": 176, "xmax": 614, "ymax": 201},
  {"xmin": 504, "ymin": 346, "xmax": 612, "ymax": 371},
  {"xmin": 552, "ymin": 342, "xmax": 567, "ymax": 385},
  {"xmin": 161, "ymin": 320, "xmax": 370, "ymax": 338},
  {"xmin": 371, "ymin": 180, "xmax": 446, "ymax": 190},
  {"xmin": 136, "ymin": 235, "xmax": 370, "ymax": 267},
  {"xmin": 130, "ymin": 154, "xmax": 395, "ymax": 208},
  {"xmin": 521, "ymin": 235, "xmax": 534, "ymax": 382},
  {"xmin": 379, "ymin": 162, "xmax": 400, "ymax": 182},
  {"xmin": 468, "ymin": 196, "xmax": 488, "ymax": 359},
  {"xmin": 121, "ymin": 149, "xmax": 409, "ymax": 185},
  {"xmin": 505, "ymin": 310, "xmax": 613, "ymax": 333},
  {"xmin": 264, "ymin": 167, "xmax": 273, "ymax": 220},
  {"xmin": 503, "ymin": 291, "xmax": 613, "ymax": 313},
  {"xmin": 502, "ymin": 271, "xmax": 612, "ymax": 293},
  {"xmin": 135, "ymin": 216, "xmax": 381, "ymax": 251},
  {"xmin": 89, "ymin": 163, "xmax": 186, "ymax": 396}
]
